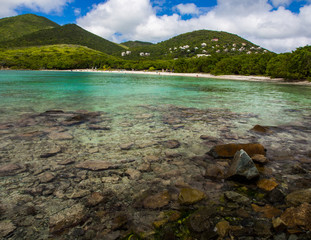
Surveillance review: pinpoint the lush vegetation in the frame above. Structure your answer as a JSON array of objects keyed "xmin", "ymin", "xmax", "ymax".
[
  {"xmin": 0, "ymin": 14, "xmax": 59, "ymax": 42},
  {"xmin": 0, "ymin": 14, "xmax": 310, "ymax": 81},
  {"xmin": 121, "ymin": 41, "xmax": 153, "ymax": 48},
  {"xmin": 0, "ymin": 24, "xmax": 126, "ymax": 55},
  {"xmin": 0, "ymin": 45, "xmax": 123, "ymax": 70},
  {"xmin": 117, "ymin": 30, "xmax": 268, "ymax": 60}
]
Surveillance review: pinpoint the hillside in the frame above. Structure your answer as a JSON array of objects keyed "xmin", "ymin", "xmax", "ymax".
[
  {"xmin": 0, "ymin": 24, "xmax": 125, "ymax": 55},
  {"xmin": 0, "ymin": 14, "xmax": 59, "ymax": 42},
  {"xmin": 118, "ymin": 30, "xmax": 269, "ymax": 60},
  {"xmin": 0, "ymin": 44, "xmax": 122, "ymax": 70},
  {"xmin": 121, "ymin": 41, "xmax": 153, "ymax": 48}
]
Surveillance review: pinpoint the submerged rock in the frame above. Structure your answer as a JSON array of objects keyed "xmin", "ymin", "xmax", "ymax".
[
  {"xmin": 226, "ymin": 150, "xmax": 260, "ymax": 180},
  {"xmin": 163, "ymin": 140, "xmax": 181, "ymax": 149},
  {"xmin": 40, "ymin": 145, "xmax": 62, "ymax": 158},
  {"xmin": 0, "ymin": 220, "xmax": 16, "ymax": 238},
  {"xmin": 280, "ymin": 203, "xmax": 311, "ymax": 231},
  {"xmin": 257, "ymin": 178, "xmax": 279, "ymax": 191},
  {"xmin": 143, "ymin": 191, "xmax": 170, "ymax": 209},
  {"xmin": 286, "ymin": 188, "xmax": 311, "ymax": 206},
  {"xmin": 49, "ymin": 131, "xmax": 73, "ymax": 140},
  {"xmin": 49, "ymin": 203, "xmax": 86, "ymax": 234},
  {"xmin": 76, "ymin": 161, "xmax": 117, "ymax": 171},
  {"xmin": 0, "ymin": 163, "xmax": 23, "ymax": 177},
  {"xmin": 251, "ymin": 125, "xmax": 271, "ymax": 133},
  {"xmin": 252, "ymin": 154, "xmax": 269, "ymax": 164},
  {"xmin": 178, "ymin": 188, "xmax": 205, "ymax": 205},
  {"xmin": 209, "ymin": 143, "xmax": 266, "ymax": 158},
  {"xmin": 224, "ymin": 191, "xmax": 251, "ymax": 205}
]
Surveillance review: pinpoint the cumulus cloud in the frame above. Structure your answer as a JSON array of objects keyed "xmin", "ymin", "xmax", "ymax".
[
  {"xmin": 0, "ymin": 0, "xmax": 71, "ymax": 18},
  {"xmin": 174, "ymin": 3, "xmax": 200, "ymax": 15},
  {"xmin": 77, "ymin": 0, "xmax": 311, "ymax": 53},
  {"xmin": 270, "ymin": 0, "xmax": 293, "ymax": 7}
]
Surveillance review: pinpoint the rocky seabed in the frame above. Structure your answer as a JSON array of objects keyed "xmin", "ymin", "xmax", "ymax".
[{"xmin": 0, "ymin": 105, "xmax": 310, "ymax": 239}]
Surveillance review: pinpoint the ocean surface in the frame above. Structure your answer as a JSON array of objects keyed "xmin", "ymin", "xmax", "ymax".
[{"xmin": 0, "ymin": 70, "xmax": 311, "ymax": 127}]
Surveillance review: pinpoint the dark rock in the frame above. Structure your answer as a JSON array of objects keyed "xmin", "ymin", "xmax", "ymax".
[
  {"xmin": 187, "ymin": 207, "xmax": 215, "ymax": 233},
  {"xmin": 266, "ymin": 187, "xmax": 286, "ymax": 204},
  {"xmin": 163, "ymin": 140, "xmax": 181, "ymax": 149},
  {"xmin": 143, "ymin": 191, "xmax": 170, "ymax": 209},
  {"xmin": 111, "ymin": 213, "xmax": 128, "ymax": 230},
  {"xmin": 274, "ymin": 233, "xmax": 287, "ymax": 240},
  {"xmin": 226, "ymin": 150, "xmax": 260, "ymax": 181},
  {"xmin": 209, "ymin": 143, "xmax": 266, "ymax": 158},
  {"xmin": 49, "ymin": 203, "xmax": 86, "ymax": 234},
  {"xmin": 76, "ymin": 160, "xmax": 117, "ymax": 171},
  {"xmin": 0, "ymin": 163, "xmax": 23, "ymax": 177},
  {"xmin": 253, "ymin": 219, "xmax": 272, "ymax": 236}
]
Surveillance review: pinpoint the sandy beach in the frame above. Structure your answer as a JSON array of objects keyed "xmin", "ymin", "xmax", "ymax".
[{"xmin": 66, "ymin": 69, "xmax": 311, "ymax": 86}]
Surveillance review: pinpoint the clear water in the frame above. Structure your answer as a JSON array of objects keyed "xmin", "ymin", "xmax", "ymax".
[{"xmin": 0, "ymin": 70, "xmax": 311, "ymax": 126}]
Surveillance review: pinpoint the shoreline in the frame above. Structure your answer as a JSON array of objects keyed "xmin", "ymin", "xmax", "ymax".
[{"xmin": 65, "ymin": 69, "xmax": 311, "ymax": 86}]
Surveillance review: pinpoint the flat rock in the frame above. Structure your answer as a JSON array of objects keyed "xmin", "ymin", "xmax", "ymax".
[
  {"xmin": 224, "ymin": 191, "xmax": 251, "ymax": 205},
  {"xmin": 251, "ymin": 125, "xmax": 271, "ymax": 133},
  {"xmin": 216, "ymin": 220, "xmax": 230, "ymax": 238},
  {"xmin": 88, "ymin": 124, "xmax": 111, "ymax": 130},
  {"xmin": 76, "ymin": 161, "xmax": 116, "ymax": 171},
  {"xmin": 251, "ymin": 204, "xmax": 282, "ymax": 219},
  {"xmin": 163, "ymin": 140, "xmax": 181, "ymax": 149},
  {"xmin": 257, "ymin": 178, "xmax": 279, "ymax": 191},
  {"xmin": 66, "ymin": 189, "xmax": 90, "ymax": 199},
  {"xmin": 286, "ymin": 188, "xmax": 311, "ymax": 206},
  {"xmin": 120, "ymin": 143, "xmax": 134, "ymax": 150},
  {"xmin": 280, "ymin": 203, "xmax": 311, "ymax": 231},
  {"xmin": 0, "ymin": 220, "xmax": 16, "ymax": 238},
  {"xmin": 209, "ymin": 143, "xmax": 266, "ymax": 158},
  {"xmin": 49, "ymin": 203, "xmax": 86, "ymax": 234},
  {"xmin": 0, "ymin": 163, "xmax": 23, "ymax": 177},
  {"xmin": 87, "ymin": 192, "xmax": 104, "ymax": 206},
  {"xmin": 252, "ymin": 154, "xmax": 269, "ymax": 164},
  {"xmin": 40, "ymin": 146, "xmax": 62, "ymax": 158},
  {"xmin": 226, "ymin": 149, "xmax": 260, "ymax": 181},
  {"xmin": 39, "ymin": 172, "xmax": 56, "ymax": 183},
  {"xmin": 125, "ymin": 168, "xmax": 141, "ymax": 180},
  {"xmin": 49, "ymin": 131, "xmax": 73, "ymax": 140},
  {"xmin": 178, "ymin": 188, "xmax": 205, "ymax": 205},
  {"xmin": 143, "ymin": 191, "xmax": 170, "ymax": 209}
]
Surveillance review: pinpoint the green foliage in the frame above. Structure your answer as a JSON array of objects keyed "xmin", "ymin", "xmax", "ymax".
[
  {"xmin": 0, "ymin": 24, "xmax": 125, "ymax": 55},
  {"xmin": 267, "ymin": 46, "xmax": 311, "ymax": 80},
  {"xmin": 118, "ymin": 30, "xmax": 269, "ymax": 60},
  {"xmin": 0, "ymin": 14, "xmax": 59, "ymax": 42},
  {"xmin": 0, "ymin": 44, "xmax": 123, "ymax": 70},
  {"xmin": 121, "ymin": 41, "xmax": 153, "ymax": 48}
]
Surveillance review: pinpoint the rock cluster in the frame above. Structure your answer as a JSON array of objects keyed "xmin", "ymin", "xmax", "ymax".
[{"xmin": 0, "ymin": 106, "xmax": 310, "ymax": 239}]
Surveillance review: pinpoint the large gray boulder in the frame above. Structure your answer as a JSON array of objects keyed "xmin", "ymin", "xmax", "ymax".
[{"xmin": 226, "ymin": 149, "xmax": 260, "ymax": 181}]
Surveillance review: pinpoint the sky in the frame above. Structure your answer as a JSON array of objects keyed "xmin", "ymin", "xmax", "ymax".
[{"xmin": 1, "ymin": 0, "xmax": 311, "ymax": 53}]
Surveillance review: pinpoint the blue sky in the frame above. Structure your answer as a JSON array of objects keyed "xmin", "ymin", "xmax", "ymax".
[{"xmin": 1, "ymin": 0, "xmax": 311, "ymax": 53}]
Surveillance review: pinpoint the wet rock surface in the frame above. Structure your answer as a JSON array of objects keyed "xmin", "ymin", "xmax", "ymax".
[{"xmin": 0, "ymin": 106, "xmax": 310, "ymax": 239}]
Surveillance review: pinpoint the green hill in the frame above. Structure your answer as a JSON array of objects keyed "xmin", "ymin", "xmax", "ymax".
[
  {"xmin": 0, "ymin": 44, "xmax": 122, "ymax": 70},
  {"xmin": 0, "ymin": 14, "xmax": 59, "ymax": 42},
  {"xmin": 0, "ymin": 24, "xmax": 125, "ymax": 55},
  {"xmin": 121, "ymin": 41, "xmax": 153, "ymax": 48},
  {"xmin": 118, "ymin": 30, "xmax": 269, "ymax": 60}
]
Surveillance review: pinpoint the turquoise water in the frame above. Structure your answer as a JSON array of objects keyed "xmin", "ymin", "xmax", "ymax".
[{"xmin": 0, "ymin": 70, "xmax": 311, "ymax": 126}]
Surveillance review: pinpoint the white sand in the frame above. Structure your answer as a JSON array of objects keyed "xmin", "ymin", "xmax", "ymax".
[{"xmin": 64, "ymin": 69, "xmax": 311, "ymax": 86}]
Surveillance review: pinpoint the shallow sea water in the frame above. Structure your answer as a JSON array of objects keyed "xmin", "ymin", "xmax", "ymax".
[{"xmin": 0, "ymin": 70, "xmax": 311, "ymax": 239}]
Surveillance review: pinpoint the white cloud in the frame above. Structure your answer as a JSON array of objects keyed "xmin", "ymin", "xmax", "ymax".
[
  {"xmin": 174, "ymin": 3, "xmax": 200, "ymax": 15},
  {"xmin": 77, "ymin": 0, "xmax": 311, "ymax": 53},
  {"xmin": 0, "ymin": 0, "xmax": 71, "ymax": 18},
  {"xmin": 271, "ymin": 0, "xmax": 292, "ymax": 7}
]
